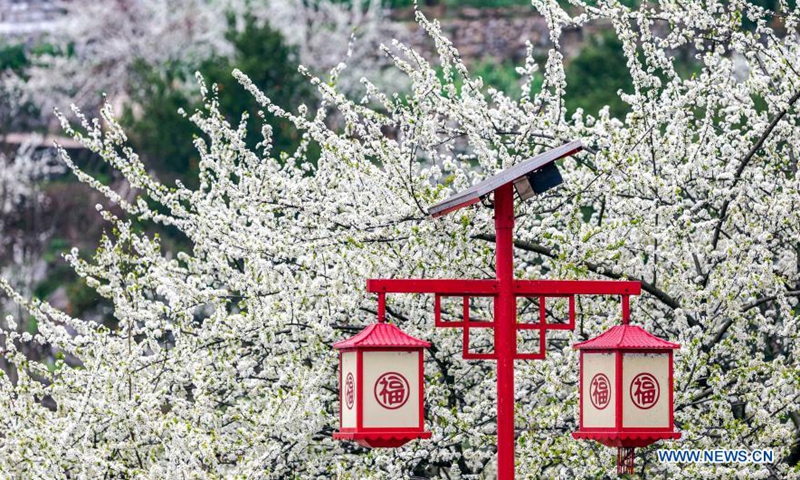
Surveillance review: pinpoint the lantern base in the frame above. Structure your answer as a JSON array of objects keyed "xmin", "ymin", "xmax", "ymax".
[
  {"xmin": 572, "ymin": 430, "xmax": 681, "ymax": 448},
  {"xmin": 334, "ymin": 430, "xmax": 432, "ymax": 448}
]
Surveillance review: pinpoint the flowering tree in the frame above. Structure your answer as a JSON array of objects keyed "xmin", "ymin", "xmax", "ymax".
[
  {"xmin": 2, "ymin": 1, "xmax": 800, "ymax": 477},
  {"xmin": 25, "ymin": 0, "xmax": 388, "ymax": 117}
]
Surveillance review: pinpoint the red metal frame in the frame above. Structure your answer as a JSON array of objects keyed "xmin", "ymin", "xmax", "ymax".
[
  {"xmin": 368, "ymin": 279, "xmax": 639, "ymax": 296},
  {"xmin": 368, "ymin": 278, "xmax": 499, "ymax": 295},
  {"xmin": 343, "ymin": 183, "xmax": 661, "ymax": 479},
  {"xmin": 669, "ymin": 350, "xmax": 674, "ymax": 430},
  {"xmin": 357, "ymin": 350, "xmax": 364, "ymax": 430},
  {"xmin": 494, "ymin": 184, "xmax": 516, "ymax": 476},
  {"xmin": 463, "ymin": 297, "xmax": 497, "ymax": 360},
  {"xmin": 579, "ymin": 353, "xmax": 584, "ymax": 430},
  {"xmin": 513, "ymin": 280, "xmax": 640, "ymax": 296},
  {"xmin": 615, "ymin": 351, "xmax": 623, "ymax": 432},
  {"xmin": 419, "ymin": 350, "xmax": 425, "ymax": 430},
  {"xmin": 435, "ymin": 295, "xmax": 495, "ymax": 329}
]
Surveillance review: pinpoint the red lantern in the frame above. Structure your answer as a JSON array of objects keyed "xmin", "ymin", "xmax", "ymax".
[
  {"xmin": 572, "ymin": 324, "xmax": 681, "ymax": 474},
  {"xmin": 333, "ymin": 321, "xmax": 432, "ymax": 448}
]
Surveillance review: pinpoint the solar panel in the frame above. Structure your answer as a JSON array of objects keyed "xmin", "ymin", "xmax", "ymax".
[{"xmin": 427, "ymin": 140, "xmax": 584, "ymax": 218}]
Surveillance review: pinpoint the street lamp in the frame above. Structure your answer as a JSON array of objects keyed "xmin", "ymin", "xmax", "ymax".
[
  {"xmin": 333, "ymin": 140, "xmax": 681, "ymax": 478},
  {"xmin": 572, "ymin": 316, "xmax": 681, "ymax": 475}
]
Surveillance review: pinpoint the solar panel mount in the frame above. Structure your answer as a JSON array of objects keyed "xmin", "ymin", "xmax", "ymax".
[{"xmin": 427, "ymin": 140, "xmax": 584, "ymax": 218}]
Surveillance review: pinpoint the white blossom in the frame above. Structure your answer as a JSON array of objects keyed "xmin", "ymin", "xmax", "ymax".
[{"xmin": 1, "ymin": 1, "xmax": 800, "ymax": 477}]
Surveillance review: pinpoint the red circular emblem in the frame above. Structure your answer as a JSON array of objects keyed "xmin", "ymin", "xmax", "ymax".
[
  {"xmin": 374, "ymin": 372, "xmax": 410, "ymax": 410},
  {"xmin": 630, "ymin": 373, "xmax": 660, "ymax": 410},
  {"xmin": 345, "ymin": 372, "xmax": 355, "ymax": 410},
  {"xmin": 590, "ymin": 373, "xmax": 611, "ymax": 410}
]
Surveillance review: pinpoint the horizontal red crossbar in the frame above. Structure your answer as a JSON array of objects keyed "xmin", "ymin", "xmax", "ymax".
[
  {"xmin": 514, "ymin": 280, "xmax": 640, "ymax": 296},
  {"xmin": 368, "ymin": 279, "xmax": 639, "ymax": 296},
  {"xmin": 367, "ymin": 279, "xmax": 499, "ymax": 295}
]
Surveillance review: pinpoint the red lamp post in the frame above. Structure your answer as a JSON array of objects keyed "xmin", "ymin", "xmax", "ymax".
[{"xmin": 332, "ymin": 141, "xmax": 681, "ymax": 478}]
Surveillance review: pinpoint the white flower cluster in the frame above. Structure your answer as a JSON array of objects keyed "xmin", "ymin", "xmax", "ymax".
[{"xmin": 2, "ymin": 1, "xmax": 800, "ymax": 477}]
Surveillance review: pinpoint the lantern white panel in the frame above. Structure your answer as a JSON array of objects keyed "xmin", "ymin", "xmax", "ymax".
[
  {"xmin": 582, "ymin": 352, "xmax": 616, "ymax": 428},
  {"xmin": 362, "ymin": 351, "xmax": 420, "ymax": 429},
  {"xmin": 341, "ymin": 351, "xmax": 357, "ymax": 428},
  {"xmin": 622, "ymin": 353, "xmax": 669, "ymax": 428}
]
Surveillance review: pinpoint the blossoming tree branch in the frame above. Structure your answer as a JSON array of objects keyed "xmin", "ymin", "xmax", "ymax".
[{"xmin": 1, "ymin": 0, "xmax": 799, "ymax": 477}]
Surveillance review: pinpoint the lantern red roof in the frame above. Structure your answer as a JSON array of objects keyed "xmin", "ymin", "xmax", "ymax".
[
  {"xmin": 573, "ymin": 324, "xmax": 679, "ymax": 350},
  {"xmin": 334, "ymin": 322, "xmax": 431, "ymax": 349}
]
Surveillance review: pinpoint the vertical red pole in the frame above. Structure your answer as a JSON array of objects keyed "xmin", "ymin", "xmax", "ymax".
[
  {"xmin": 621, "ymin": 295, "xmax": 630, "ymax": 325},
  {"xmin": 494, "ymin": 184, "xmax": 516, "ymax": 479},
  {"xmin": 377, "ymin": 292, "xmax": 386, "ymax": 323}
]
